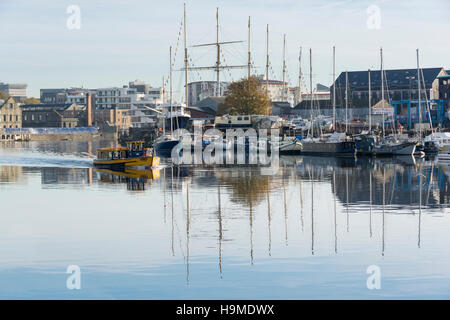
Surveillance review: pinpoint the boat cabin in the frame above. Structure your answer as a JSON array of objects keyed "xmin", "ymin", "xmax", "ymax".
[{"xmin": 96, "ymin": 141, "xmax": 149, "ymax": 160}]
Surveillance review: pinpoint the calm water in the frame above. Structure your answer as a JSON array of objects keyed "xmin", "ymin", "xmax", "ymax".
[{"xmin": 1, "ymin": 140, "xmax": 450, "ymax": 299}]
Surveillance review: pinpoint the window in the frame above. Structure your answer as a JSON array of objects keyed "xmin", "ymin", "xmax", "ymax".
[
  {"xmin": 244, "ymin": 117, "xmax": 249, "ymax": 120},
  {"xmin": 237, "ymin": 117, "xmax": 242, "ymax": 120},
  {"xmin": 15, "ymin": 115, "xmax": 18, "ymax": 122}
]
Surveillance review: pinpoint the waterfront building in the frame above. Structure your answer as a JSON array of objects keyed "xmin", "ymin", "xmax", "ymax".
[
  {"xmin": 0, "ymin": 82, "xmax": 27, "ymax": 100},
  {"xmin": 21, "ymin": 103, "xmax": 85, "ymax": 128},
  {"xmin": 0, "ymin": 97, "xmax": 22, "ymax": 128},
  {"xmin": 40, "ymin": 88, "xmax": 93, "ymax": 105},
  {"xmin": 94, "ymin": 108, "xmax": 131, "ymax": 132},
  {"xmin": 95, "ymin": 87, "xmax": 137, "ymax": 109},
  {"xmin": 330, "ymin": 67, "xmax": 446, "ymax": 114}
]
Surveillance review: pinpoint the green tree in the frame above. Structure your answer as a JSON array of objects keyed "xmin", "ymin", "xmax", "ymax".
[{"xmin": 217, "ymin": 76, "xmax": 270, "ymax": 115}]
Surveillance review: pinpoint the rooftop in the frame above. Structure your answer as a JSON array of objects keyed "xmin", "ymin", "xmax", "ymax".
[{"xmin": 334, "ymin": 67, "xmax": 445, "ymax": 89}]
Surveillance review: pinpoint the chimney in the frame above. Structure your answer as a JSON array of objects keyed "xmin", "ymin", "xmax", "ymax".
[{"xmin": 86, "ymin": 93, "xmax": 92, "ymax": 126}]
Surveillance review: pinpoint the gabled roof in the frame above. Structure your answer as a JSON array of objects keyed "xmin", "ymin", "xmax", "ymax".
[
  {"xmin": 0, "ymin": 96, "xmax": 16, "ymax": 108},
  {"xmin": 333, "ymin": 67, "xmax": 444, "ymax": 89}
]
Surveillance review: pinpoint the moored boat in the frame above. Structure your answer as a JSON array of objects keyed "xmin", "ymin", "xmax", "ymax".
[
  {"xmin": 94, "ymin": 141, "xmax": 160, "ymax": 169},
  {"xmin": 437, "ymin": 144, "xmax": 450, "ymax": 162},
  {"xmin": 299, "ymin": 132, "xmax": 356, "ymax": 156}
]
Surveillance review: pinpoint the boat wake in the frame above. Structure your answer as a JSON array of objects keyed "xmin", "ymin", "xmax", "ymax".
[{"xmin": 0, "ymin": 152, "xmax": 94, "ymax": 169}]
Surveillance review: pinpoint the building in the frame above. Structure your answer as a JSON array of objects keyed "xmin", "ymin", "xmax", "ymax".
[
  {"xmin": 331, "ymin": 68, "xmax": 446, "ymax": 111},
  {"xmin": 0, "ymin": 83, "xmax": 27, "ymax": 100},
  {"xmin": 40, "ymin": 88, "xmax": 93, "ymax": 105},
  {"xmin": 127, "ymin": 104, "xmax": 158, "ymax": 128},
  {"xmin": 21, "ymin": 103, "xmax": 86, "ymax": 128},
  {"xmin": 94, "ymin": 108, "xmax": 131, "ymax": 131},
  {"xmin": 95, "ymin": 87, "xmax": 138, "ymax": 109},
  {"xmin": 128, "ymin": 80, "xmax": 151, "ymax": 94},
  {"xmin": 187, "ymin": 81, "xmax": 230, "ymax": 106},
  {"xmin": 0, "ymin": 97, "xmax": 22, "ymax": 128},
  {"xmin": 301, "ymin": 84, "xmax": 331, "ymax": 101}
]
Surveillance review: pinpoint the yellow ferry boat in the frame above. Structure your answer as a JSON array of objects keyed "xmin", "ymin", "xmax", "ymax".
[{"xmin": 93, "ymin": 141, "xmax": 160, "ymax": 169}]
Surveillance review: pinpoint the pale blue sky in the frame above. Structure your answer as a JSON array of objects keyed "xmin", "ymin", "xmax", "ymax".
[{"xmin": 0, "ymin": 0, "xmax": 448, "ymax": 98}]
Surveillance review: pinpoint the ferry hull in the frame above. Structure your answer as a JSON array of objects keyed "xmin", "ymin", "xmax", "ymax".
[{"xmin": 93, "ymin": 156, "xmax": 160, "ymax": 169}]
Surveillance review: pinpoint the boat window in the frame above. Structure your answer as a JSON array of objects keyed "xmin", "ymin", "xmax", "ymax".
[
  {"xmin": 244, "ymin": 117, "xmax": 249, "ymax": 120},
  {"xmin": 237, "ymin": 117, "xmax": 242, "ymax": 121}
]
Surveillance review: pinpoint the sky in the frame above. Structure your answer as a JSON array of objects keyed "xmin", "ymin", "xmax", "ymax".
[{"xmin": 0, "ymin": 0, "xmax": 449, "ymax": 99}]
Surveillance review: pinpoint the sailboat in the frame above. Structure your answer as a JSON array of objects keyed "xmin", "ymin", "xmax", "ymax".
[
  {"xmin": 355, "ymin": 48, "xmax": 416, "ymax": 156},
  {"xmin": 155, "ymin": 7, "xmax": 190, "ymax": 156},
  {"xmin": 299, "ymin": 48, "xmax": 356, "ymax": 156}
]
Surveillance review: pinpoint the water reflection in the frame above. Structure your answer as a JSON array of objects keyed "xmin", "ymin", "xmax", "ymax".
[{"xmin": 96, "ymin": 168, "xmax": 160, "ymax": 191}]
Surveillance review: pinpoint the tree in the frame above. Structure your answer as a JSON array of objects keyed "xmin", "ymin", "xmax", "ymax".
[
  {"xmin": 217, "ymin": 76, "xmax": 270, "ymax": 115},
  {"xmin": 0, "ymin": 90, "xmax": 9, "ymax": 101},
  {"xmin": 22, "ymin": 97, "xmax": 40, "ymax": 104}
]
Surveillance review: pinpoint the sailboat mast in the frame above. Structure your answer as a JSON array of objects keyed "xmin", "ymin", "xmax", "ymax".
[
  {"xmin": 368, "ymin": 69, "xmax": 372, "ymax": 131},
  {"xmin": 170, "ymin": 45, "xmax": 173, "ymax": 132},
  {"xmin": 297, "ymin": 47, "xmax": 302, "ymax": 105},
  {"xmin": 248, "ymin": 16, "xmax": 251, "ymax": 79},
  {"xmin": 381, "ymin": 47, "xmax": 385, "ymax": 138},
  {"xmin": 332, "ymin": 46, "xmax": 336, "ymax": 131},
  {"xmin": 162, "ymin": 76, "xmax": 166, "ymax": 135},
  {"xmin": 417, "ymin": 48, "xmax": 422, "ymax": 138},
  {"xmin": 282, "ymin": 34, "xmax": 286, "ymax": 101},
  {"xmin": 184, "ymin": 3, "xmax": 188, "ymax": 108},
  {"xmin": 310, "ymin": 48, "xmax": 313, "ymax": 137},
  {"xmin": 216, "ymin": 8, "xmax": 220, "ymax": 96},
  {"xmin": 265, "ymin": 24, "xmax": 269, "ymax": 115},
  {"xmin": 345, "ymin": 71, "xmax": 349, "ymax": 133}
]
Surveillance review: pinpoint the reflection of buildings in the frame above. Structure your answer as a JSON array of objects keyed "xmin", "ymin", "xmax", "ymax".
[
  {"xmin": 96, "ymin": 168, "xmax": 160, "ymax": 191},
  {"xmin": 0, "ymin": 166, "xmax": 24, "ymax": 183},
  {"xmin": 40, "ymin": 167, "xmax": 93, "ymax": 185},
  {"xmin": 295, "ymin": 157, "xmax": 450, "ymax": 208}
]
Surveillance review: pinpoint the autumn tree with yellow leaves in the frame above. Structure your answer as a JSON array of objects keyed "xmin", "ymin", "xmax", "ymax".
[{"xmin": 217, "ymin": 76, "xmax": 270, "ymax": 115}]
